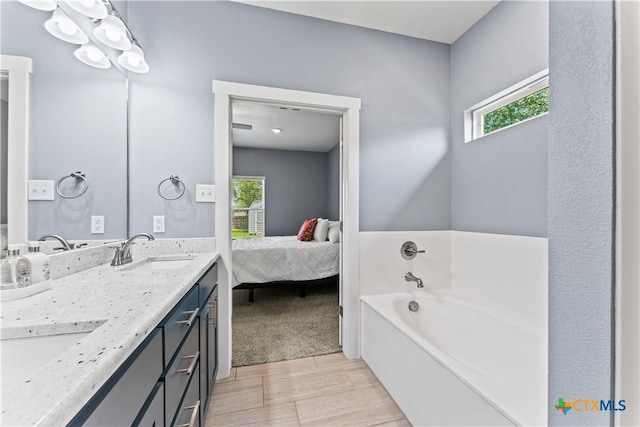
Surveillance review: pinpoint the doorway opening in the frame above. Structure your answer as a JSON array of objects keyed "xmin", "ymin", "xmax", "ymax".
[
  {"xmin": 230, "ymin": 99, "xmax": 342, "ymax": 366},
  {"xmin": 213, "ymin": 81, "xmax": 361, "ymax": 378}
]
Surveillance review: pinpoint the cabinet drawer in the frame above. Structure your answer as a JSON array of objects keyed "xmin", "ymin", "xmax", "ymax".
[
  {"xmin": 164, "ymin": 286, "xmax": 199, "ymax": 366},
  {"xmin": 76, "ymin": 329, "xmax": 162, "ymax": 426},
  {"xmin": 135, "ymin": 382, "xmax": 164, "ymax": 427},
  {"xmin": 173, "ymin": 364, "xmax": 201, "ymax": 427},
  {"xmin": 198, "ymin": 264, "xmax": 217, "ymax": 307},
  {"xmin": 165, "ymin": 322, "xmax": 200, "ymax": 426}
]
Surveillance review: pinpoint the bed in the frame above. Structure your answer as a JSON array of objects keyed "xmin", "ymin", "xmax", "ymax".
[{"xmin": 232, "ymin": 235, "xmax": 339, "ymax": 302}]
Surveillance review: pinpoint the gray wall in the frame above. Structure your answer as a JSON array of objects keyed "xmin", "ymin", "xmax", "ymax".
[
  {"xmin": 548, "ymin": 1, "xmax": 615, "ymax": 425},
  {"xmin": 233, "ymin": 147, "xmax": 331, "ymax": 236},
  {"xmin": 451, "ymin": 0, "xmax": 549, "ymax": 238},
  {"xmin": 127, "ymin": 1, "xmax": 451, "ymax": 235},
  {"xmin": 327, "ymin": 143, "xmax": 340, "ymax": 221},
  {"xmin": 0, "ymin": 1, "xmax": 128, "ymax": 240}
]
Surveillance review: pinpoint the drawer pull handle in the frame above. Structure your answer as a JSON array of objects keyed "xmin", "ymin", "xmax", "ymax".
[
  {"xmin": 177, "ymin": 350, "xmax": 200, "ymax": 376},
  {"xmin": 177, "ymin": 308, "xmax": 199, "ymax": 327},
  {"xmin": 178, "ymin": 399, "xmax": 200, "ymax": 427}
]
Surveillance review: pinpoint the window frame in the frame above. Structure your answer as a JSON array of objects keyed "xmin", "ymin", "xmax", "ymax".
[
  {"xmin": 464, "ymin": 69, "xmax": 549, "ymax": 142},
  {"xmin": 231, "ymin": 175, "xmax": 266, "ymax": 237}
]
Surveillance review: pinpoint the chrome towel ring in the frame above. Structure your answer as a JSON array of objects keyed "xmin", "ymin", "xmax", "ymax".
[
  {"xmin": 56, "ymin": 171, "xmax": 89, "ymax": 199},
  {"xmin": 157, "ymin": 175, "xmax": 186, "ymax": 200}
]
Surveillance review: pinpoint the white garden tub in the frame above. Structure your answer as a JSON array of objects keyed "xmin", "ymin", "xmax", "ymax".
[{"xmin": 360, "ymin": 290, "xmax": 546, "ymax": 426}]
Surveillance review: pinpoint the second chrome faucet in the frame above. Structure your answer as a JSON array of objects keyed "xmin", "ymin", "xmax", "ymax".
[{"xmin": 111, "ymin": 233, "xmax": 155, "ymax": 266}]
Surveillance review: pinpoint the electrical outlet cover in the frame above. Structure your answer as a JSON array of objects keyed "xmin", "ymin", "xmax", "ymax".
[
  {"xmin": 153, "ymin": 215, "xmax": 165, "ymax": 233},
  {"xmin": 91, "ymin": 216, "xmax": 105, "ymax": 234}
]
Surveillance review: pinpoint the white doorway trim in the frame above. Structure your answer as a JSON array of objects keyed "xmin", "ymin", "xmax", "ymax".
[
  {"xmin": 0, "ymin": 54, "xmax": 31, "ymax": 245},
  {"xmin": 212, "ymin": 80, "xmax": 361, "ymax": 378},
  {"xmin": 615, "ymin": 0, "xmax": 640, "ymax": 425}
]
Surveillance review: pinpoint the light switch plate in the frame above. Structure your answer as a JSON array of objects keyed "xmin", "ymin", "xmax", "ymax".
[
  {"xmin": 153, "ymin": 215, "xmax": 165, "ymax": 233},
  {"xmin": 196, "ymin": 184, "xmax": 215, "ymax": 203},
  {"xmin": 28, "ymin": 180, "xmax": 55, "ymax": 201}
]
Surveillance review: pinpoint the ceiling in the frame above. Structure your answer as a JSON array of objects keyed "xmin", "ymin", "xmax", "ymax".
[
  {"xmin": 234, "ymin": 0, "xmax": 500, "ymax": 44},
  {"xmin": 232, "ymin": 101, "xmax": 341, "ymax": 152},
  {"xmin": 230, "ymin": 1, "xmax": 500, "ymax": 151}
]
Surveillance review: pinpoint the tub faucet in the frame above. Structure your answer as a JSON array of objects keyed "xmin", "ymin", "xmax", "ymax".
[
  {"xmin": 111, "ymin": 233, "xmax": 155, "ymax": 266},
  {"xmin": 405, "ymin": 272, "xmax": 424, "ymax": 288}
]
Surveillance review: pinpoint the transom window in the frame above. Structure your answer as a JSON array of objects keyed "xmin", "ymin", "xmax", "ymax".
[
  {"xmin": 232, "ymin": 176, "xmax": 265, "ymax": 239},
  {"xmin": 465, "ymin": 70, "xmax": 549, "ymax": 142}
]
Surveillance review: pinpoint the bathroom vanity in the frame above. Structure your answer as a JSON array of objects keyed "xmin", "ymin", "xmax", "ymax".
[
  {"xmin": 0, "ymin": 243, "xmax": 219, "ymax": 427},
  {"xmin": 70, "ymin": 264, "xmax": 218, "ymax": 426}
]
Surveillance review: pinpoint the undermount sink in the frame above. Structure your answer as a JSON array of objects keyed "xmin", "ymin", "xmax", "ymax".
[
  {"xmin": 1, "ymin": 332, "xmax": 91, "ymax": 394},
  {"xmin": 116, "ymin": 255, "xmax": 195, "ymax": 272}
]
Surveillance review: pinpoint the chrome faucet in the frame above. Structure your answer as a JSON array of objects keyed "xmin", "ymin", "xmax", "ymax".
[
  {"xmin": 405, "ymin": 272, "xmax": 424, "ymax": 288},
  {"xmin": 111, "ymin": 233, "xmax": 155, "ymax": 266},
  {"xmin": 38, "ymin": 234, "xmax": 77, "ymax": 251}
]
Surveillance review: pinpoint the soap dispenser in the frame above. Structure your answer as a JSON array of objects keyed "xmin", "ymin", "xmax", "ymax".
[
  {"xmin": 1, "ymin": 244, "xmax": 31, "ymax": 288},
  {"xmin": 24, "ymin": 242, "xmax": 50, "ymax": 284},
  {"xmin": 0, "ymin": 246, "xmax": 20, "ymax": 290}
]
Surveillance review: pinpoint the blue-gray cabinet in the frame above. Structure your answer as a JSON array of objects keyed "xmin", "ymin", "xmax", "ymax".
[{"xmin": 68, "ymin": 263, "xmax": 218, "ymax": 427}]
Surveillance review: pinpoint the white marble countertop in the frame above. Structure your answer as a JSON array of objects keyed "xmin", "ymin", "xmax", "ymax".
[{"xmin": 0, "ymin": 249, "xmax": 219, "ymax": 426}]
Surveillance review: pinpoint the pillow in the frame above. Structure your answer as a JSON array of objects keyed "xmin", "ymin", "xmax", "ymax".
[
  {"xmin": 297, "ymin": 218, "xmax": 317, "ymax": 241},
  {"xmin": 327, "ymin": 221, "xmax": 340, "ymax": 243},
  {"xmin": 313, "ymin": 218, "xmax": 330, "ymax": 242}
]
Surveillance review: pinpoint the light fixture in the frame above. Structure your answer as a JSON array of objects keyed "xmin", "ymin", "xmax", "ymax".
[
  {"xmin": 65, "ymin": 0, "xmax": 108, "ymax": 19},
  {"xmin": 17, "ymin": 0, "xmax": 57, "ymax": 11},
  {"xmin": 18, "ymin": 0, "xmax": 149, "ymax": 74},
  {"xmin": 271, "ymin": 128, "xmax": 283, "ymax": 134},
  {"xmin": 94, "ymin": 15, "xmax": 131, "ymax": 50},
  {"xmin": 117, "ymin": 44, "xmax": 149, "ymax": 74},
  {"xmin": 45, "ymin": 8, "xmax": 89, "ymax": 45},
  {"xmin": 74, "ymin": 43, "xmax": 111, "ymax": 69}
]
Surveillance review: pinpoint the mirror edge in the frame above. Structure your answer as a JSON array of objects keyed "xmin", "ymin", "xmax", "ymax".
[{"xmin": 1, "ymin": 54, "xmax": 32, "ymax": 245}]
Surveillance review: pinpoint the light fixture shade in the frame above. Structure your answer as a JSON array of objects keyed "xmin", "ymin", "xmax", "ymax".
[
  {"xmin": 65, "ymin": 0, "xmax": 108, "ymax": 19},
  {"xmin": 44, "ymin": 8, "xmax": 89, "ymax": 45},
  {"xmin": 117, "ymin": 45, "xmax": 149, "ymax": 73},
  {"xmin": 74, "ymin": 43, "xmax": 111, "ymax": 69},
  {"xmin": 17, "ymin": 0, "xmax": 57, "ymax": 11},
  {"xmin": 94, "ymin": 15, "xmax": 131, "ymax": 50}
]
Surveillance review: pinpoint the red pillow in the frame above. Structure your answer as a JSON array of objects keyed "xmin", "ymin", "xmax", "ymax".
[{"xmin": 297, "ymin": 218, "xmax": 317, "ymax": 241}]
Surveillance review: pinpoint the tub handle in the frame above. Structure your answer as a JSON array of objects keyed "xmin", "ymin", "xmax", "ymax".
[{"xmin": 401, "ymin": 241, "xmax": 425, "ymax": 260}]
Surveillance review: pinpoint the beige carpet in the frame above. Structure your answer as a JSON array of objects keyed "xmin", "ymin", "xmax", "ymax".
[{"xmin": 232, "ymin": 282, "xmax": 341, "ymax": 367}]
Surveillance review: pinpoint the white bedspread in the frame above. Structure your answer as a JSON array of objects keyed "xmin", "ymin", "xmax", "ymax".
[{"xmin": 232, "ymin": 236, "xmax": 339, "ymax": 286}]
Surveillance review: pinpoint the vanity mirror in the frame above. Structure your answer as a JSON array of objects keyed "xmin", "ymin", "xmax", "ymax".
[{"xmin": 0, "ymin": 1, "xmax": 129, "ymax": 246}]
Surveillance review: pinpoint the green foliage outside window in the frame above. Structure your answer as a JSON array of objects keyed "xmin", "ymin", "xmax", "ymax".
[
  {"xmin": 232, "ymin": 178, "xmax": 263, "ymax": 208},
  {"xmin": 483, "ymin": 87, "xmax": 549, "ymax": 135}
]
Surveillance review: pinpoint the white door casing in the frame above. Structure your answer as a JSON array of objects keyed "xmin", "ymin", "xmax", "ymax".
[
  {"xmin": 213, "ymin": 81, "xmax": 361, "ymax": 378},
  {"xmin": 615, "ymin": 1, "xmax": 640, "ymax": 425}
]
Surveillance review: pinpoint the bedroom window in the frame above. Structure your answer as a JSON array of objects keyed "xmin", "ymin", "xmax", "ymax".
[
  {"xmin": 465, "ymin": 69, "xmax": 549, "ymax": 142},
  {"xmin": 232, "ymin": 176, "xmax": 265, "ymax": 239}
]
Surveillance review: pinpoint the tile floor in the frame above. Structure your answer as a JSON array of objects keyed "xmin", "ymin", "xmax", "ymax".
[{"xmin": 204, "ymin": 353, "xmax": 411, "ymax": 426}]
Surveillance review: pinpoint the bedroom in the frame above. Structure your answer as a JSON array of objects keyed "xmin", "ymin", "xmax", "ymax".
[{"xmin": 230, "ymin": 100, "xmax": 343, "ymax": 366}]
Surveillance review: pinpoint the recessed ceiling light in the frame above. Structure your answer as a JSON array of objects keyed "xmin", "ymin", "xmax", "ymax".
[{"xmin": 271, "ymin": 128, "xmax": 283, "ymax": 134}]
